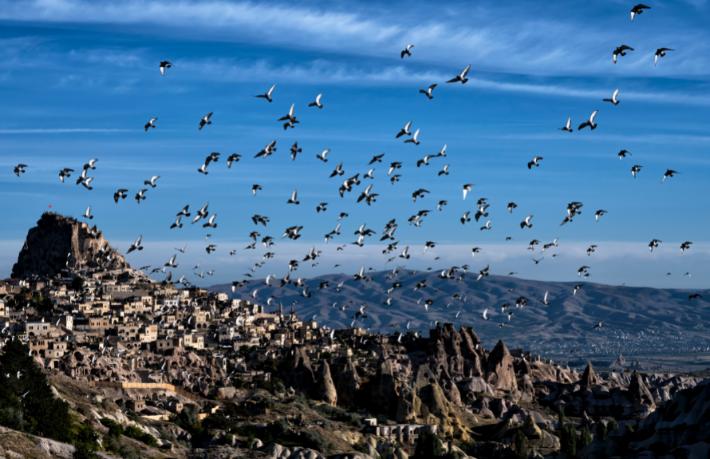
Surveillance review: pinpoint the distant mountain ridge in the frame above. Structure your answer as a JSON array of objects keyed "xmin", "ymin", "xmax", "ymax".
[{"xmin": 212, "ymin": 269, "xmax": 710, "ymax": 363}]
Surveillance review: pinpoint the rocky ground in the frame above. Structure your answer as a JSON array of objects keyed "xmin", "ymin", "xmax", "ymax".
[{"xmin": 13, "ymin": 324, "xmax": 707, "ymax": 458}]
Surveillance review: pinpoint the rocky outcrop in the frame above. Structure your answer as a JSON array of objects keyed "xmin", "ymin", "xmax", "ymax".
[
  {"xmin": 485, "ymin": 340, "xmax": 518, "ymax": 393},
  {"xmin": 0, "ymin": 426, "xmax": 75, "ymax": 459},
  {"xmin": 317, "ymin": 361, "xmax": 337, "ymax": 406},
  {"xmin": 267, "ymin": 323, "xmax": 701, "ymax": 459},
  {"xmin": 579, "ymin": 361, "xmax": 600, "ymax": 391},
  {"xmin": 11, "ymin": 212, "xmax": 129, "ymax": 279},
  {"xmin": 429, "ymin": 324, "xmax": 484, "ymax": 379},
  {"xmin": 588, "ymin": 380, "xmax": 710, "ymax": 458},
  {"xmin": 332, "ymin": 355, "xmax": 361, "ymax": 407},
  {"xmin": 362, "ymin": 357, "xmax": 402, "ymax": 420},
  {"xmin": 628, "ymin": 371, "xmax": 655, "ymax": 414},
  {"xmin": 281, "ymin": 347, "xmax": 317, "ymax": 393}
]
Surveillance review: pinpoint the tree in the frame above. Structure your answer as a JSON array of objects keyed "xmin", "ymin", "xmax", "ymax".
[
  {"xmin": 72, "ymin": 423, "xmax": 99, "ymax": 459},
  {"xmin": 173, "ymin": 404, "xmax": 209, "ymax": 448},
  {"xmin": 557, "ymin": 405, "xmax": 566, "ymax": 428},
  {"xmin": 413, "ymin": 430, "xmax": 446, "ymax": 459},
  {"xmin": 579, "ymin": 425, "xmax": 593, "ymax": 449},
  {"xmin": 607, "ymin": 419, "xmax": 618, "ymax": 435},
  {"xmin": 29, "ymin": 293, "xmax": 53, "ymax": 315},
  {"xmin": 596, "ymin": 421, "xmax": 607, "ymax": 441},
  {"xmin": 560, "ymin": 424, "xmax": 577, "ymax": 458},
  {"xmin": 513, "ymin": 429, "xmax": 529, "ymax": 459},
  {"xmin": 71, "ymin": 276, "xmax": 84, "ymax": 291},
  {"xmin": 0, "ymin": 340, "xmax": 72, "ymax": 441}
]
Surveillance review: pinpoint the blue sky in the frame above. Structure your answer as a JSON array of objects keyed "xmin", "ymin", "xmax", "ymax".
[{"xmin": 0, "ymin": 0, "xmax": 709, "ymax": 287}]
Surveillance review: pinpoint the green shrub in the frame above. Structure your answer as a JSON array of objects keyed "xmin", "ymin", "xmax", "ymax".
[
  {"xmin": 579, "ymin": 425, "xmax": 593, "ymax": 449},
  {"xmin": 72, "ymin": 423, "xmax": 99, "ymax": 459},
  {"xmin": 0, "ymin": 340, "xmax": 72, "ymax": 442},
  {"xmin": 123, "ymin": 425, "xmax": 158, "ymax": 447}
]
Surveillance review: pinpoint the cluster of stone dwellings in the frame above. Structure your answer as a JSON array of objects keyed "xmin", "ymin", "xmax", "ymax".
[
  {"xmin": 0, "ymin": 266, "xmax": 327, "ymax": 397},
  {"xmin": 363, "ymin": 418, "xmax": 438, "ymax": 445}
]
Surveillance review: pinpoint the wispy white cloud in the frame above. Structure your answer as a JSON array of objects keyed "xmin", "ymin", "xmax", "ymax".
[
  {"xmin": 176, "ymin": 57, "xmax": 710, "ymax": 106},
  {"xmin": 0, "ymin": 128, "xmax": 131, "ymax": 134},
  {"xmin": 480, "ymin": 131, "xmax": 710, "ymax": 145},
  {"xmin": 1, "ymin": 0, "xmax": 708, "ymax": 79}
]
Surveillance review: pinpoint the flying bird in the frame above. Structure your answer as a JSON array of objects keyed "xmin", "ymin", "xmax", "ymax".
[
  {"xmin": 316, "ymin": 148, "xmax": 330, "ymax": 162},
  {"xmin": 144, "ymin": 117, "xmax": 157, "ymax": 131},
  {"xmin": 256, "ymin": 84, "xmax": 276, "ymax": 103},
  {"xmin": 58, "ymin": 168, "xmax": 74, "ymax": 183},
  {"xmin": 135, "ymin": 188, "xmax": 147, "ymax": 203},
  {"xmin": 612, "ymin": 45, "xmax": 634, "ymax": 64},
  {"xmin": 144, "ymin": 175, "xmax": 160, "ymax": 188},
  {"xmin": 419, "ymin": 83, "xmax": 437, "ymax": 100},
  {"xmin": 127, "ymin": 235, "xmax": 143, "ymax": 254},
  {"xmin": 159, "ymin": 60, "xmax": 172, "ymax": 75},
  {"xmin": 527, "ymin": 155, "xmax": 543, "ymax": 169},
  {"xmin": 630, "ymin": 4, "xmax": 650, "ymax": 21},
  {"xmin": 396, "ymin": 121, "xmax": 412, "ymax": 138},
  {"xmin": 289, "ymin": 143, "xmax": 302, "ymax": 161},
  {"xmin": 578, "ymin": 110, "xmax": 598, "ymax": 130},
  {"xmin": 13, "ymin": 164, "xmax": 28, "ymax": 176},
  {"xmin": 662, "ymin": 169, "xmax": 678, "ymax": 182},
  {"xmin": 203, "ymin": 214, "xmax": 218, "ymax": 228},
  {"xmin": 308, "ymin": 93, "xmax": 324, "ymax": 109},
  {"xmin": 520, "ymin": 215, "xmax": 533, "ymax": 229},
  {"xmin": 255, "ymin": 140, "xmax": 277, "ymax": 159},
  {"xmin": 447, "ymin": 64, "xmax": 471, "ymax": 84},
  {"xmin": 648, "ymin": 239, "xmax": 662, "ymax": 252},
  {"xmin": 198, "ymin": 112, "xmax": 213, "ymax": 130},
  {"xmin": 113, "ymin": 188, "xmax": 128, "ymax": 203},
  {"xmin": 400, "ymin": 44, "xmax": 414, "ymax": 58},
  {"xmin": 226, "ymin": 153, "xmax": 242, "ymax": 168},
  {"xmin": 654, "ymin": 48, "xmax": 674, "ymax": 66},
  {"xmin": 462, "ymin": 183, "xmax": 473, "ymax": 200},
  {"xmin": 560, "ymin": 116, "xmax": 573, "ymax": 132},
  {"xmin": 603, "ymin": 89, "xmax": 620, "ymax": 105},
  {"xmin": 404, "ymin": 129, "xmax": 420, "ymax": 145},
  {"xmin": 287, "ymin": 189, "xmax": 300, "ymax": 205},
  {"xmin": 278, "ymin": 104, "xmax": 298, "ymax": 130},
  {"xmin": 477, "ymin": 265, "xmax": 490, "ymax": 281}
]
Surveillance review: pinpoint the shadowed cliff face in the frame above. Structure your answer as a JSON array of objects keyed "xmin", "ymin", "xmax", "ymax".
[{"xmin": 11, "ymin": 212, "xmax": 128, "ymax": 279}]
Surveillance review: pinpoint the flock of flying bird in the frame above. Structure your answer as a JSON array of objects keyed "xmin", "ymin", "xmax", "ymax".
[{"xmin": 9, "ymin": 3, "xmax": 705, "ymax": 332}]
